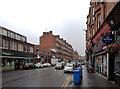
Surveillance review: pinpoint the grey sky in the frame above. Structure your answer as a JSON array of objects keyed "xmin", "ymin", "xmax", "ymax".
[{"xmin": 0, "ymin": 0, "xmax": 90, "ymax": 56}]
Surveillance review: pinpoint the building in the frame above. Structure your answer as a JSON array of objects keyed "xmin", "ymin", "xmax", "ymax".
[
  {"xmin": 0, "ymin": 26, "xmax": 34, "ymax": 71},
  {"xmin": 40, "ymin": 31, "xmax": 74, "ymax": 63},
  {"xmin": 104, "ymin": 1, "xmax": 120, "ymax": 86},
  {"xmin": 73, "ymin": 51, "xmax": 79, "ymax": 62},
  {"xmin": 33, "ymin": 45, "xmax": 40, "ymax": 63},
  {"xmin": 86, "ymin": 0, "xmax": 118, "ymax": 80}
]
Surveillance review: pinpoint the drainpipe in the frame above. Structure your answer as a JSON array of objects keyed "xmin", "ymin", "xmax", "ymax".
[{"xmin": 107, "ymin": 52, "xmax": 109, "ymax": 80}]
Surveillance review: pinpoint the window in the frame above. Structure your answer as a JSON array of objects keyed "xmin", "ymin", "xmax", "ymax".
[
  {"xmin": 10, "ymin": 41, "xmax": 17, "ymax": 50},
  {"xmin": 2, "ymin": 39, "xmax": 8, "ymax": 49},
  {"xmin": 2, "ymin": 29, "xmax": 7, "ymax": 36},
  {"xmin": 8, "ymin": 31, "xmax": 11, "ymax": 37},
  {"xmin": 93, "ymin": 6, "xmax": 95, "ymax": 20},
  {"xmin": 18, "ymin": 43, "xmax": 23, "ymax": 51},
  {"xmin": 98, "ymin": 14, "xmax": 101, "ymax": 29},
  {"xmin": 10, "ymin": 41, "xmax": 13, "ymax": 50},
  {"xmin": 93, "ymin": 28, "xmax": 95, "ymax": 36},
  {"xmin": 30, "ymin": 47, "xmax": 33, "ymax": 53},
  {"xmin": 17, "ymin": 35, "xmax": 21, "ymax": 40},
  {"xmin": 0, "ymin": 27, "xmax": 2, "ymax": 35},
  {"xmin": 11, "ymin": 32, "xmax": 14, "ymax": 38},
  {"xmin": 24, "ymin": 45, "xmax": 28, "ymax": 52},
  {"xmin": 88, "ymin": 30, "xmax": 90, "ymax": 38},
  {"xmin": 15, "ymin": 34, "xmax": 18, "ymax": 40},
  {"xmin": 21, "ymin": 37, "xmax": 26, "ymax": 42},
  {"xmin": 88, "ymin": 17, "xmax": 90, "ymax": 25}
]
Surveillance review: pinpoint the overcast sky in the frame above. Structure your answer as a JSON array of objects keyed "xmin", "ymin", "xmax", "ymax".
[{"xmin": 0, "ymin": 0, "xmax": 90, "ymax": 56}]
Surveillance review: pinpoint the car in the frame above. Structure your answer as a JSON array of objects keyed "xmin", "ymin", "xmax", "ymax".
[
  {"xmin": 43, "ymin": 63, "xmax": 51, "ymax": 67},
  {"xmin": 23, "ymin": 62, "xmax": 36, "ymax": 69},
  {"xmin": 64, "ymin": 63, "xmax": 73, "ymax": 73},
  {"xmin": 35, "ymin": 62, "xmax": 43, "ymax": 68},
  {"xmin": 55, "ymin": 63, "xmax": 63, "ymax": 69}
]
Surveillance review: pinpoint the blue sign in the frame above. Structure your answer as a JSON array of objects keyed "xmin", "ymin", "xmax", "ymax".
[{"xmin": 102, "ymin": 35, "xmax": 113, "ymax": 43}]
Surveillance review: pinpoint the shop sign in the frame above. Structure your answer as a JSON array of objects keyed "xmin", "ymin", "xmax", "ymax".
[
  {"xmin": 102, "ymin": 35, "xmax": 113, "ymax": 43},
  {"xmin": 2, "ymin": 52, "xmax": 13, "ymax": 56}
]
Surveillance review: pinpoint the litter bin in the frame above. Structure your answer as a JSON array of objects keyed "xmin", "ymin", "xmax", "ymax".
[
  {"xmin": 74, "ymin": 67, "xmax": 83, "ymax": 80},
  {"xmin": 72, "ymin": 70, "xmax": 81, "ymax": 84}
]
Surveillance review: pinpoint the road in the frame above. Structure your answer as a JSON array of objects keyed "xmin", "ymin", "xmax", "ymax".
[{"xmin": 2, "ymin": 65, "xmax": 119, "ymax": 89}]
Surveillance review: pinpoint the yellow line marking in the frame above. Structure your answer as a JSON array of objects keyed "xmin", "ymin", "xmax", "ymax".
[
  {"xmin": 61, "ymin": 76, "xmax": 69, "ymax": 88},
  {"xmin": 64, "ymin": 75, "xmax": 71, "ymax": 89},
  {"xmin": 61, "ymin": 74, "xmax": 71, "ymax": 89}
]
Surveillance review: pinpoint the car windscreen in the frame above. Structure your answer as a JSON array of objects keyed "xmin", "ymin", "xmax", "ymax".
[
  {"xmin": 66, "ymin": 64, "xmax": 73, "ymax": 67},
  {"xmin": 56, "ymin": 63, "xmax": 62, "ymax": 65}
]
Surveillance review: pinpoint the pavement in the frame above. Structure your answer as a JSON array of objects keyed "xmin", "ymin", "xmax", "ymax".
[{"xmin": 66, "ymin": 65, "xmax": 119, "ymax": 89}]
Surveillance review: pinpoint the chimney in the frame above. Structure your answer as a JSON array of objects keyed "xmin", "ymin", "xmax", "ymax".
[
  {"xmin": 49, "ymin": 31, "xmax": 52, "ymax": 34},
  {"xmin": 43, "ymin": 32, "xmax": 46, "ymax": 35}
]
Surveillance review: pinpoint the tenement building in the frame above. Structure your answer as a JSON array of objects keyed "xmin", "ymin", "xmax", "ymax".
[
  {"xmin": 0, "ymin": 26, "xmax": 34, "ymax": 71},
  {"xmin": 86, "ymin": 0, "xmax": 118, "ymax": 81},
  {"xmin": 40, "ymin": 31, "xmax": 73, "ymax": 63}
]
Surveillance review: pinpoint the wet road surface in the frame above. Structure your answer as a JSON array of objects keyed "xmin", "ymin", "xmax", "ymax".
[{"xmin": 2, "ymin": 65, "xmax": 119, "ymax": 89}]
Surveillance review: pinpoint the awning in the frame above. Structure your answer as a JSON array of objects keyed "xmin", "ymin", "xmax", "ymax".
[{"xmin": 50, "ymin": 49, "xmax": 57, "ymax": 53}]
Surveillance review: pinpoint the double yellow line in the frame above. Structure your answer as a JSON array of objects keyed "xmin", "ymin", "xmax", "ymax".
[{"xmin": 61, "ymin": 74, "xmax": 72, "ymax": 89}]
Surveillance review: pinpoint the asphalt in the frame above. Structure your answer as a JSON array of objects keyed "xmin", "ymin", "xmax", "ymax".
[{"xmin": 2, "ymin": 65, "xmax": 120, "ymax": 89}]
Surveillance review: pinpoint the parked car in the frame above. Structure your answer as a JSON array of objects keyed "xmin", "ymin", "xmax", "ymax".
[
  {"xmin": 23, "ymin": 62, "xmax": 36, "ymax": 69},
  {"xmin": 35, "ymin": 62, "xmax": 43, "ymax": 68},
  {"xmin": 64, "ymin": 63, "xmax": 73, "ymax": 73},
  {"xmin": 43, "ymin": 63, "xmax": 51, "ymax": 67},
  {"xmin": 55, "ymin": 63, "xmax": 63, "ymax": 69}
]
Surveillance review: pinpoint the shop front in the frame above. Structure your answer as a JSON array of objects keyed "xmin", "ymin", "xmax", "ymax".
[
  {"xmin": 1, "ymin": 49, "xmax": 34, "ymax": 71},
  {"xmin": 93, "ymin": 39, "xmax": 108, "ymax": 78}
]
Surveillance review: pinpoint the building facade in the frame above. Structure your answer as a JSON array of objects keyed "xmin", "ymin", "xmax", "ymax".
[
  {"xmin": 0, "ymin": 26, "xmax": 34, "ymax": 71},
  {"xmin": 73, "ymin": 51, "xmax": 79, "ymax": 62},
  {"xmin": 86, "ymin": 0, "xmax": 118, "ymax": 80},
  {"xmin": 40, "ymin": 31, "xmax": 74, "ymax": 63}
]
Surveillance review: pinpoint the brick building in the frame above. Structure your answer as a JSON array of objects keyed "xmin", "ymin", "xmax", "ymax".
[
  {"xmin": 0, "ymin": 26, "xmax": 34, "ymax": 71},
  {"xmin": 40, "ymin": 31, "xmax": 74, "ymax": 63},
  {"xmin": 86, "ymin": 0, "xmax": 118, "ymax": 80},
  {"xmin": 73, "ymin": 51, "xmax": 79, "ymax": 61}
]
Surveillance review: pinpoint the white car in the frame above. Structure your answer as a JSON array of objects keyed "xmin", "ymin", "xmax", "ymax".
[
  {"xmin": 35, "ymin": 62, "xmax": 43, "ymax": 68},
  {"xmin": 43, "ymin": 63, "xmax": 51, "ymax": 67},
  {"xmin": 64, "ymin": 63, "xmax": 73, "ymax": 73}
]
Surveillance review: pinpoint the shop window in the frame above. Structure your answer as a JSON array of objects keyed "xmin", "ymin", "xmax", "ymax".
[
  {"xmin": 2, "ymin": 29, "xmax": 7, "ymax": 36},
  {"xmin": 2, "ymin": 39, "xmax": 8, "ymax": 49}
]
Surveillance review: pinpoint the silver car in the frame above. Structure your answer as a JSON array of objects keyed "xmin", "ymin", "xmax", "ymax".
[{"xmin": 64, "ymin": 63, "xmax": 73, "ymax": 73}]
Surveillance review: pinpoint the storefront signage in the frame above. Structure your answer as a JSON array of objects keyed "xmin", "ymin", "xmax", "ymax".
[
  {"xmin": 2, "ymin": 52, "xmax": 12, "ymax": 56},
  {"xmin": 2, "ymin": 49, "xmax": 34, "ymax": 58},
  {"xmin": 102, "ymin": 35, "xmax": 113, "ymax": 43}
]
